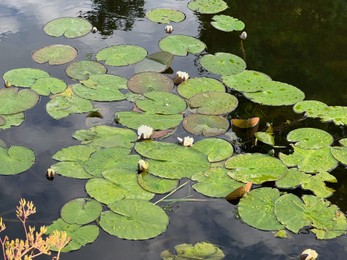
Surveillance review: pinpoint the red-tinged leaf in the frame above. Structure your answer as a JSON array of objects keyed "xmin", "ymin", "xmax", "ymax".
[
  {"xmin": 225, "ymin": 182, "xmax": 252, "ymax": 201},
  {"xmin": 151, "ymin": 129, "xmax": 176, "ymax": 139},
  {"xmin": 132, "ymin": 105, "xmax": 143, "ymax": 113},
  {"xmin": 232, "ymin": 117, "xmax": 259, "ymax": 128}
]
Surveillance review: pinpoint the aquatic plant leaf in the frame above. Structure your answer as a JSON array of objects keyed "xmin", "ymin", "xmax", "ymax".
[
  {"xmin": 96, "ymin": 45, "xmax": 147, "ymax": 66},
  {"xmin": 183, "ymin": 114, "xmax": 229, "ymax": 137},
  {"xmin": 225, "ymin": 182, "xmax": 252, "ymax": 201},
  {"xmin": 65, "ymin": 61, "xmax": 107, "ymax": 81},
  {"xmin": 51, "ymin": 161, "xmax": 93, "ymax": 179},
  {"xmin": 274, "ymin": 194, "xmax": 347, "ymax": 238},
  {"xmin": 287, "ymin": 128, "xmax": 333, "ymax": 149},
  {"xmin": 135, "ymin": 92, "xmax": 186, "ymax": 114},
  {"xmin": 279, "ymin": 146, "xmax": 338, "ymax": 173},
  {"xmin": 188, "ymin": 0, "xmax": 228, "ymax": 14},
  {"xmin": 135, "ymin": 141, "xmax": 209, "ymax": 179},
  {"xmin": 32, "ymin": 44, "xmax": 77, "ymax": 65},
  {"xmin": 192, "ymin": 167, "xmax": 243, "ymax": 198},
  {"xmin": 161, "ymin": 242, "xmax": 225, "ymax": 259},
  {"xmin": 137, "ymin": 172, "xmax": 179, "ymax": 194},
  {"xmin": 0, "ymin": 146, "xmax": 35, "ymax": 175},
  {"xmin": 255, "ymin": 132, "xmax": 275, "ymax": 146},
  {"xmin": 232, "ymin": 117, "xmax": 260, "ymax": 128},
  {"xmin": 188, "ymin": 91, "xmax": 238, "ymax": 115},
  {"xmin": 0, "ymin": 88, "xmax": 39, "ymax": 115},
  {"xmin": 116, "ymin": 111, "xmax": 183, "ymax": 130},
  {"xmin": 159, "ymin": 35, "xmax": 206, "ymax": 56},
  {"xmin": 43, "ymin": 17, "xmax": 92, "ymax": 38},
  {"xmin": 320, "ymin": 106, "xmax": 347, "ymax": 125},
  {"xmin": 192, "ymin": 138, "xmax": 233, "ymax": 162},
  {"xmin": 146, "ymin": 8, "xmax": 185, "ymax": 23},
  {"xmin": 0, "ymin": 116, "xmax": 5, "ymax": 126},
  {"xmin": 128, "ymin": 72, "xmax": 174, "ymax": 94},
  {"xmin": 200, "ymin": 52, "xmax": 246, "ymax": 76},
  {"xmin": 293, "ymin": 100, "xmax": 329, "ymax": 118},
  {"xmin": 211, "ymin": 15, "xmax": 245, "ymax": 32},
  {"xmin": 226, "ymin": 153, "xmax": 288, "ymax": 184},
  {"xmin": 73, "ymin": 125, "xmax": 137, "ymax": 149},
  {"xmin": 331, "ymin": 145, "xmax": 347, "ymax": 165},
  {"xmin": 61, "ymin": 198, "xmax": 102, "ymax": 225},
  {"xmin": 3, "ymin": 68, "xmax": 49, "ymax": 87},
  {"xmin": 31, "ymin": 77, "xmax": 67, "ymax": 96},
  {"xmin": 86, "ymin": 178, "xmax": 127, "ymax": 204},
  {"xmin": 134, "ymin": 51, "xmax": 174, "ymax": 73},
  {"xmin": 0, "ymin": 113, "xmax": 25, "ymax": 129},
  {"xmin": 238, "ymin": 188, "xmax": 284, "ymax": 231},
  {"xmin": 100, "ymin": 199, "xmax": 169, "ymax": 240},
  {"xmin": 177, "ymin": 77, "xmax": 225, "ymax": 99}
]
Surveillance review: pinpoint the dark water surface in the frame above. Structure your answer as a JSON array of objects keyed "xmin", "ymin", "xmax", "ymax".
[{"xmin": 0, "ymin": 0, "xmax": 346, "ymax": 259}]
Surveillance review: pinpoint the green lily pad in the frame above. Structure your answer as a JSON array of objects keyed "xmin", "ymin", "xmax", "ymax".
[
  {"xmin": 188, "ymin": 91, "xmax": 238, "ymax": 115},
  {"xmin": 31, "ymin": 77, "xmax": 67, "ymax": 96},
  {"xmin": 287, "ymin": 128, "xmax": 333, "ymax": 149},
  {"xmin": 72, "ymin": 74, "xmax": 127, "ymax": 101},
  {"xmin": 3, "ymin": 68, "xmax": 49, "ymax": 88},
  {"xmin": 127, "ymin": 72, "xmax": 174, "ymax": 94},
  {"xmin": 46, "ymin": 218, "xmax": 99, "ymax": 252},
  {"xmin": 61, "ymin": 198, "xmax": 102, "ymax": 225},
  {"xmin": 188, "ymin": 0, "xmax": 228, "ymax": 14},
  {"xmin": 320, "ymin": 106, "xmax": 347, "ymax": 125},
  {"xmin": 73, "ymin": 125, "xmax": 137, "ymax": 149},
  {"xmin": 238, "ymin": 188, "xmax": 284, "ymax": 231},
  {"xmin": 0, "ymin": 113, "xmax": 25, "ymax": 129},
  {"xmin": 0, "ymin": 88, "xmax": 39, "ymax": 115},
  {"xmin": 32, "ymin": 44, "xmax": 78, "ymax": 65},
  {"xmin": 134, "ymin": 51, "xmax": 174, "ymax": 73},
  {"xmin": 331, "ymin": 140, "xmax": 347, "ymax": 165},
  {"xmin": 0, "ymin": 116, "xmax": 4, "ymax": 126},
  {"xmin": 86, "ymin": 178, "xmax": 127, "ymax": 204},
  {"xmin": 293, "ymin": 100, "xmax": 329, "ymax": 118},
  {"xmin": 177, "ymin": 77, "xmax": 225, "ymax": 99},
  {"xmin": 161, "ymin": 242, "xmax": 225, "ymax": 259},
  {"xmin": 211, "ymin": 15, "xmax": 245, "ymax": 32},
  {"xmin": 192, "ymin": 167, "xmax": 243, "ymax": 198},
  {"xmin": 200, "ymin": 52, "xmax": 246, "ymax": 76},
  {"xmin": 43, "ymin": 17, "xmax": 92, "ymax": 38},
  {"xmin": 279, "ymin": 146, "xmax": 338, "ymax": 173},
  {"xmin": 255, "ymin": 132, "xmax": 275, "ymax": 146},
  {"xmin": 135, "ymin": 92, "xmax": 186, "ymax": 114},
  {"xmin": 66, "ymin": 61, "xmax": 107, "ymax": 81},
  {"xmin": 274, "ymin": 194, "xmax": 347, "ymax": 239},
  {"xmin": 146, "ymin": 8, "xmax": 185, "ymax": 24},
  {"xmin": 100, "ymin": 199, "xmax": 169, "ymax": 240},
  {"xmin": 96, "ymin": 45, "xmax": 147, "ymax": 66},
  {"xmin": 116, "ymin": 111, "xmax": 183, "ymax": 130},
  {"xmin": 226, "ymin": 153, "xmax": 288, "ymax": 184},
  {"xmin": 0, "ymin": 146, "xmax": 35, "ymax": 175},
  {"xmin": 137, "ymin": 172, "xmax": 179, "ymax": 194},
  {"xmin": 193, "ymin": 138, "xmax": 233, "ymax": 162},
  {"xmin": 135, "ymin": 141, "xmax": 210, "ymax": 179},
  {"xmin": 159, "ymin": 35, "xmax": 206, "ymax": 56},
  {"xmin": 183, "ymin": 114, "xmax": 229, "ymax": 137}
]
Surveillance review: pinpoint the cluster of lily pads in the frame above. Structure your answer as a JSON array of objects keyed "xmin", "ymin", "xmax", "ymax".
[{"xmin": 0, "ymin": 0, "xmax": 346, "ymax": 256}]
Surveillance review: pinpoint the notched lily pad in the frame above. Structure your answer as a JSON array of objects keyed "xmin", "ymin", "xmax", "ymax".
[
  {"xmin": 146, "ymin": 8, "xmax": 185, "ymax": 24},
  {"xmin": 0, "ymin": 146, "xmax": 36, "ymax": 175},
  {"xmin": 183, "ymin": 114, "xmax": 229, "ymax": 137},
  {"xmin": 31, "ymin": 77, "xmax": 67, "ymax": 96},
  {"xmin": 287, "ymin": 128, "xmax": 333, "ymax": 149},
  {"xmin": 200, "ymin": 52, "xmax": 246, "ymax": 76},
  {"xmin": 161, "ymin": 242, "xmax": 225, "ymax": 259},
  {"xmin": 66, "ymin": 61, "xmax": 107, "ymax": 81},
  {"xmin": 193, "ymin": 138, "xmax": 233, "ymax": 162},
  {"xmin": 188, "ymin": 0, "xmax": 228, "ymax": 14},
  {"xmin": 0, "ymin": 88, "xmax": 39, "ymax": 115},
  {"xmin": 128, "ymin": 72, "xmax": 174, "ymax": 94},
  {"xmin": 96, "ymin": 45, "xmax": 147, "ymax": 66},
  {"xmin": 211, "ymin": 15, "xmax": 245, "ymax": 32},
  {"xmin": 177, "ymin": 77, "xmax": 225, "ymax": 99},
  {"xmin": 61, "ymin": 198, "xmax": 102, "ymax": 225},
  {"xmin": 43, "ymin": 17, "xmax": 92, "ymax": 38},
  {"xmin": 32, "ymin": 44, "xmax": 78, "ymax": 65},
  {"xmin": 159, "ymin": 35, "xmax": 206, "ymax": 56},
  {"xmin": 3, "ymin": 68, "xmax": 49, "ymax": 88}
]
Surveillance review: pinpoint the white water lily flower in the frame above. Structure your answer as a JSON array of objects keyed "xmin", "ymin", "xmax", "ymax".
[
  {"xmin": 165, "ymin": 25, "xmax": 173, "ymax": 33},
  {"xmin": 137, "ymin": 125, "xmax": 153, "ymax": 140},
  {"xmin": 239, "ymin": 31, "xmax": 247, "ymax": 40},
  {"xmin": 177, "ymin": 71, "xmax": 189, "ymax": 81},
  {"xmin": 300, "ymin": 249, "xmax": 318, "ymax": 260},
  {"xmin": 137, "ymin": 159, "xmax": 149, "ymax": 172},
  {"xmin": 46, "ymin": 168, "xmax": 56, "ymax": 181},
  {"xmin": 177, "ymin": 136, "xmax": 194, "ymax": 147}
]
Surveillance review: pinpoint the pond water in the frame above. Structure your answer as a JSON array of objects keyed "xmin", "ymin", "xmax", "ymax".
[{"xmin": 0, "ymin": 0, "xmax": 346, "ymax": 259}]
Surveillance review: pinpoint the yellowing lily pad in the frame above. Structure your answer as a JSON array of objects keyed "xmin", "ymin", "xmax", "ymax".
[
  {"xmin": 127, "ymin": 72, "xmax": 174, "ymax": 94},
  {"xmin": 192, "ymin": 138, "xmax": 233, "ymax": 162},
  {"xmin": 96, "ymin": 45, "xmax": 147, "ymax": 66},
  {"xmin": 0, "ymin": 88, "xmax": 39, "ymax": 115},
  {"xmin": 0, "ymin": 146, "xmax": 35, "ymax": 175},
  {"xmin": 3, "ymin": 68, "xmax": 49, "ymax": 87},
  {"xmin": 66, "ymin": 61, "xmax": 107, "ymax": 81},
  {"xmin": 32, "ymin": 44, "xmax": 78, "ymax": 65},
  {"xmin": 211, "ymin": 15, "xmax": 245, "ymax": 32},
  {"xmin": 287, "ymin": 128, "xmax": 333, "ymax": 149},
  {"xmin": 200, "ymin": 52, "xmax": 246, "ymax": 76},
  {"xmin": 61, "ymin": 198, "xmax": 102, "ymax": 225},
  {"xmin": 188, "ymin": 0, "xmax": 228, "ymax": 14},
  {"xmin": 159, "ymin": 35, "xmax": 206, "ymax": 56},
  {"xmin": 31, "ymin": 77, "xmax": 67, "ymax": 96},
  {"xmin": 183, "ymin": 114, "xmax": 229, "ymax": 136},
  {"xmin": 43, "ymin": 17, "xmax": 92, "ymax": 38},
  {"xmin": 146, "ymin": 8, "xmax": 185, "ymax": 24},
  {"xmin": 177, "ymin": 77, "xmax": 225, "ymax": 99}
]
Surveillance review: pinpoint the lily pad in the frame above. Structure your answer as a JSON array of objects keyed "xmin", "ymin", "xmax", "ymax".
[
  {"xmin": 192, "ymin": 138, "xmax": 233, "ymax": 162},
  {"xmin": 61, "ymin": 198, "xmax": 102, "ymax": 225},
  {"xmin": 238, "ymin": 188, "xmax": 284, "ymax": 231},
  {"xmin": 320, "ymin": 106, "xmax": 347, "ymax": 126},
  {"xmin": 331, "ymin": 139, "xmax": 347, "ymax": 165},
  {"xmin": 159, "ymin": 35, "xmax": 206, "ymax": 56},
  {"xmin": 135, "ymin": 51, "xmax": 174, "ymax": 73},
  {"xmin": 0, "ymin": 113, "xmax": 25, "ymax": 129},
  {"xmin": 86, "ymin": 178, "xmax": 127, "ymax": 204},
  {"xmin": 100, "ymin": 199, "xmax": 169, "ymax": 240},
  {"xmin": 137, "ymin": 172, "xmax": 179, "ymax": 194},
  {"xmin": 127, "ymin": 72, "xmax": 174, "ymax": 94},
  {"xmin": 226, "ymin": 153, "xmax": 288, "ymax": 184},
  {"xmin": 116, "ymin": 111, "xmax": 183, "ymax": 130},
  {"xmin": 183, "ymin": 114, "xmax": 229, "ymax": 137},
  {"xmin": 188, "ymin": 91, "xmax": 238, "ymax": 115},
  {"xmin": 66, "ymin": 61, "xmax": 107, "ymax": 81},
  {"xmin": 293, "ymin": 100, "xmax": 329, "ymax": 118},
  {"xmin": 200, "ymin": 52, "xmax": 246, "ymax": 76},
  {"xmin": 161, "ymin": 242, "xmax": 225, "ymax": 259},
  {"xmin": 96, "ymin": 45, "xmax": 147, "ymax": 66},
  {"xmin": 188, "ymin": 0, "xmax": 228, "ymax": 14},
  {"xmin": 211, "ymin": 15, "xmax": 245, "ymax": 32},
  {"xmin": 0, "ymin": 146, "xmax": 35, "ymax": 175},
  {"xmin": 32, "ymin": 44, "xmax": 78, "ymax": 65},
  {"xmin": 255, "ymin": 132, "xmax": 275, "ymax": 146},
  {"xmin": 287, "ymin": 128, "xmax": 333, "ymax": 149},
  {"xmin": 0, "ymin": 88, "xmax": 39, "ymax": 115},
  {"xmin": 3, "ymin": 68, "xmax": 49, "ymax": 87},
  {"xmin": 43, "ymin": 17, "xmax": 92, "ymax": 38},
  {"xmin": 73, "ymin": 125, "xmax": 137, "ymax": 149},
  {"xmin": 135, "ymin": 92, "xmax": 186, "ymax": 114},
  {"xmin": 192, "ymin": 167, "xmax": 244, "ymax": 197},
  {"xmin": 177, "ymin": 77, "xmax": 225, "ymax": 99},
  {"xmin": 274, "ymin": 194, "xmax": 347, "ymax": 239},
  {"xmin": 146, "ymin": 8, "xmax": 185, "ymax": 24},
  {"xmin": 0, "ymin": 116, "xmax": 4, "ymax": 126},
  {"xmin": 31, "ymin": 77, "xmax": 67, "ymax": 96}
]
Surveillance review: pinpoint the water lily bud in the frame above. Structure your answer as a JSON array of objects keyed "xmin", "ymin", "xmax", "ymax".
[
  {"xmin": 173, "ymin": 71, "xmax": 189, "ymax": 84},
  {"xmin": 138, "ymin": 159, "xmax": 149, "ymax": 172},
  {"xmin": 5, "ymin": 80, "xmax": 11, "ymax": 88},
  {"xmin": 239, "ymin": 31, "xmax": 247, "ymax": 40},
  {"xmin": 165, "ymin": 25, "xmax": 174, "ymax": 33},
  {"xmin": 46, "ymin": 168, "xmax": 56, "ymax": 181},
  {"xmin": 300, "ymin": 249, "xmax": 318, "ymax": 260},
  {"xmin": 137, "ymin": 125, "xmax": 153, "ymax": 140},
  {"xmin": 91, "ymin": 27, "xmax": 98, "ymax": 33},
  {"xmin": 177, "ymin": 136, "xmax": 194, "ymax": 147}
]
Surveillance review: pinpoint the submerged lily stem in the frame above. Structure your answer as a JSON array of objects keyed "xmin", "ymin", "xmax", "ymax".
[
  {"xmin": 154, "ymin": 180, "xmax": 190, "ymax": 205},
  {"xmin": 240, "ymin": 40, "xmax": 246, "ymax": 62}
]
